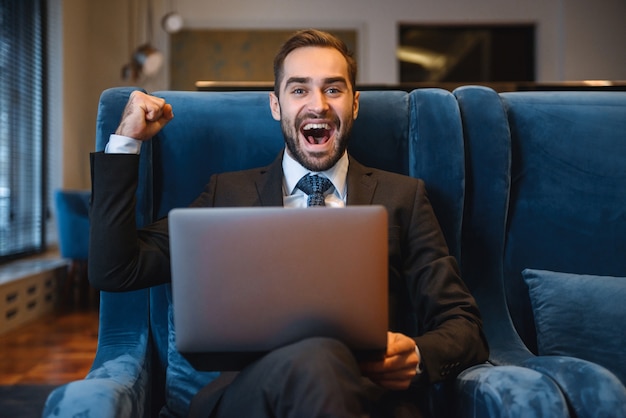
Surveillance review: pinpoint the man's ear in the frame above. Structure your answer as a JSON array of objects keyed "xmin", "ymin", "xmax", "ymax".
[
  {"xmin": 269, "ymin": 92, "xmax": 281, "ymax": 121},
  {"xmin": 353, "ymin": 91, "xmax": 360, "ymax": 120}
]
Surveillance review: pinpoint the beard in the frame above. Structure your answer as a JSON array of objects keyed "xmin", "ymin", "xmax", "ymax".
[{"xmin": 281, "ymin": 112, "xmax": 354, "ymax": 172}]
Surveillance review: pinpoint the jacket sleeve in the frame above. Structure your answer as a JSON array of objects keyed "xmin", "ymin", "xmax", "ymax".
[
  {"xmin": 394, "ymin": 178, "xmax": 489, "ymax": 383},
  {"xmin": 88, "ymin": 152, "xmax": 171, "ymax": 291}
]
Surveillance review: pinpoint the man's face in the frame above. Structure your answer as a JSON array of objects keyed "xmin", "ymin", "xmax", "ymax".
[{"xmin": 270, "ymin": 46, "xmax": 360, "ymax": 172}]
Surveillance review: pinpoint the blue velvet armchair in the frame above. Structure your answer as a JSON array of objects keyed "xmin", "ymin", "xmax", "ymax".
[
  {"xmin": 44, "ymin": 87, "xmax": 581, "ymax": 418},
  {"xmin": 54, "ymin": 189, "xmax": 92, "ymax": 306},
  {"xmin": 454, "ymin": 86, "xmax": 626, "ymax": 418}
]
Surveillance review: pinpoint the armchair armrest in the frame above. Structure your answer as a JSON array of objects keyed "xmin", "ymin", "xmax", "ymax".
[
  {"xmin": 456, "ymin": 363, "xmax": 570, "ymax": 418},
  {"xmin": 43, "ymin": 289, "xmax": 151, "ymax": 418},
  {"xmin": 523, "ymin": 356, "xmax": 626, "ymax": 418}
]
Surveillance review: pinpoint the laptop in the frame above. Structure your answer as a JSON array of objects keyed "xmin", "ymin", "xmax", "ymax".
[{"xmin": 168, "ymin": 206, "xmax": 389, "ymax": 370}]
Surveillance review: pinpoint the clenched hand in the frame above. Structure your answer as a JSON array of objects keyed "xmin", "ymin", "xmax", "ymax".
[
  {"xmin": 359, "ymin": 331, "xmax": 419, "ymax": 390},
  {"xmin": 115, "ymin": 90, "xmax": 174, "ymax": 140}
]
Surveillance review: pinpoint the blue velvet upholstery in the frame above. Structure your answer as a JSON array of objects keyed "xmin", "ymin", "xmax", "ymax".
[
  {"xmin": 409, "ymin": 89, "xmax": 465, "ymax": 260},
  {"xmin": 522, "ymin": 356, "xmax": 626, "ymax": 418},
  {"xmin": 54, "ymin": 189, "xmax": 92, "ymax": 305},
  {"xmin": 44, "ymin": 86, "xmax": 578, "ymax": 418},
  {"xmin": 54, "ymin": 189, "xmax": 90, "ymax": 261},
  {"xmin": 455, "ymin": 85, "xmax": 626, "ymax": 417},
  {"xmin": 456, "ymin": 364, "xmax": 569, "ymax": 418},
  {"xmin": 45, "ymin": 290, "xmax": 151, "ymax": 417},
  {"xmin": 523, "ymin": 269, "xmax": 626, "ymax": 385}
]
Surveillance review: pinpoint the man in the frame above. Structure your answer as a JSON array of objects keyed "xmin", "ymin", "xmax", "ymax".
[{"xmin": 89, "ymin": 29, "xmax": 488, "ymax": 417}]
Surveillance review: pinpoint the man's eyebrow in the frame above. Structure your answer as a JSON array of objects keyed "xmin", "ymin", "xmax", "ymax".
[
  {"xmin": 284, "ymin": 76, "xmax": 348, "ymax": 87},
  {"xmin": 324, "ymin": 77, "xmax": 348, "ymax": 86},
  {"xmin": 285, "ymin": 77, "xmax": 311, "ymax": 86}
]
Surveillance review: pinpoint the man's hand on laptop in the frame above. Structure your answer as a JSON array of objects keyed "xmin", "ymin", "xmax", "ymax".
[
  {"xmin": 116, "ymin": 90, "xmax": 174, "ymax": 141},
  {"xmin": 359, "ymin": 331, "xmax": 419, "ymax": 390}
]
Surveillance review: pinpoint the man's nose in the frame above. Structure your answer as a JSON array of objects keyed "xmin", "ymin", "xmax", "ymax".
[{"xmin": 308, "ymin": 90, "xmax": 329, "ymax": 114}]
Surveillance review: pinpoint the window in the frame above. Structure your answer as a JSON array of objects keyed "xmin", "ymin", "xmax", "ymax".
[{"xmin": 0, "ymin": 0, "xmax": 47, "ymax": 261}]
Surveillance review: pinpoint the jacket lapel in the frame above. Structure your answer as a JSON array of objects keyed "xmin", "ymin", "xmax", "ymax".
[
  {"xmin": 346, "ymin": 157, "xmax": 378, "ymax": 205},
  {"xmin": 255, "ymin": 153, "xmax": 285, "ymax": 207}
]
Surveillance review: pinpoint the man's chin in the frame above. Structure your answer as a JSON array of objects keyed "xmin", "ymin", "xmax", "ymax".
[
  {"xmin": 300, "ymin": 153, "xmax": 340, "ymax": 172},
  {"xmin": 284, "ymin": 133, "xmax": 346, "ymax": 171}
]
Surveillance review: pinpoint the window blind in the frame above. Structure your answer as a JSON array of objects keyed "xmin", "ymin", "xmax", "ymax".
[{"xmin": 0, "ymin": 0, "xmax": 47, "ymax": 261}]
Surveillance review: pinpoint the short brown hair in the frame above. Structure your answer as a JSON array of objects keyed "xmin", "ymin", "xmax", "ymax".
[{"xmin": 273, "ymin": 29, "xmax": 357, "ymax": 96}]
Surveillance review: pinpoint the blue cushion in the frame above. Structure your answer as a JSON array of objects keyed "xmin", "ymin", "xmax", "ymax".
[{"xmin": 522, "ymin": 269, "xmax": 626, "ymax": 384}]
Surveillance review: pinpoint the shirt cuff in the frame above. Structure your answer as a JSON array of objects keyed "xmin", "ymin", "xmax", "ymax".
[
  {"xmin": 415, "ymin": 344, "xmax": 423, "ymax": 374},
  {"xmin": 105, "ymin": 134, "xmax": 142, "ymax": 154}
]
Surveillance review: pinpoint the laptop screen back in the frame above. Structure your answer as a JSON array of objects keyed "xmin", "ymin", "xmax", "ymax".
[{"xmin": 169, "ymin": 206, "xmax": 388, "ymax": 370}]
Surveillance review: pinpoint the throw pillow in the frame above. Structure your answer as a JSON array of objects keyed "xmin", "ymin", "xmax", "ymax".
[{"xmin": 522, "ymin": 268, "xmax": 626, "ymax": 385}]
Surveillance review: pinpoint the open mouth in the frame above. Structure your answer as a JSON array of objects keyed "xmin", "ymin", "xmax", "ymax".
[{"xmin": 301, "ymin": 122, "xmax": 334, "ymax": 145}]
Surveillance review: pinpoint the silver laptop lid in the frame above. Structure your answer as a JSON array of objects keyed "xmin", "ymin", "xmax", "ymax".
[{"xmin": 169, "ymin": 206, "xmax": 388, "ymax": 370}]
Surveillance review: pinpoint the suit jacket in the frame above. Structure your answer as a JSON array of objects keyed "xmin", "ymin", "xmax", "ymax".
[{"xmin": 89, "ymin": 151, "xmax": 488, "ymax": 383}]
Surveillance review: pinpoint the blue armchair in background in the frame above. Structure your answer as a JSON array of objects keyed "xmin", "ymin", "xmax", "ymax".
[{"xmin": 54, "ymin": 189, "xmax": 94, "ymax": 307}]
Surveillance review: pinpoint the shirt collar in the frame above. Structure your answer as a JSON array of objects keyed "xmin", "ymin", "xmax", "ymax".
[{"xmin": 282, "ymin": 149, "xmax": 349, "ymax": 199}]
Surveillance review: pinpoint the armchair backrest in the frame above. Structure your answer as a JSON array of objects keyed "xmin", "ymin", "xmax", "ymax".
[
  {"xmin": 149, "ymin": 90, "xmax": 410, "ymax": 217},
  {"xmin": 501, "ymin": 90, "xmax": 626, "ymax": 349},
  {"xmin": 456, "ymin": 86, "xmax": 626, "ymax": 358}
]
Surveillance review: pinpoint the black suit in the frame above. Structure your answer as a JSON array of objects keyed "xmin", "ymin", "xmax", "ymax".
[{"xmin": 89, "ymin": 150, "xmax": 488, "ymax": 415}]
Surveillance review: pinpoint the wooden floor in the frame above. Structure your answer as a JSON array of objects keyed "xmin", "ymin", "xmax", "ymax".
[{"xmin": 0, "ymin": 305, "xmax": 99, "ymax": 385}]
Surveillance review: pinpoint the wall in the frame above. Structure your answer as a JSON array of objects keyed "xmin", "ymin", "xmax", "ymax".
[
  {"xmin": 58, "ymin": 0, "xmax": 626, "ymax": 191},
  {"xmin": 61, "ymin": 0, "xmax": 92, "ymax": 191},
  {"xmin": 59, "ymin": 0, "xmax": 167, "ymax": 191},
  {"xmin": 178, "ymin": 0, "xmax": 626, "ymax": 82},
  {"xmin": 562, "ymin": 0, "xmax": 626, "ymax": 80}
]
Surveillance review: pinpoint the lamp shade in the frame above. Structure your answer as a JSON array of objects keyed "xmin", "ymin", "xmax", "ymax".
[{"xmin": 132, "ymin": 43, "xmax": 164, "ymax": 76}]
